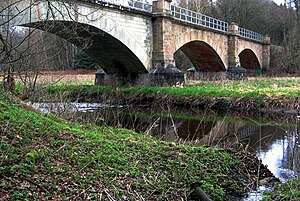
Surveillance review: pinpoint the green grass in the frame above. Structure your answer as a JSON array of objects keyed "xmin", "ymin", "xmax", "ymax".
[
  {"xmin": 44, "ymin": 77, "xmax": 300, "ymax": 100},
  {"xmin": 0, "ymin": 92, "xmax": 258, "ymax": 200},
  {"xmin": 263, "ymin": 178, "xmax": 300, "ymax": 201},
  {"xmin": 130, "ymin": 78, "xmax": 300, "ymax": 99}
]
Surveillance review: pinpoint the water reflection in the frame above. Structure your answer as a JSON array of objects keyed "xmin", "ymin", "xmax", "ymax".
[
  {"xmin": 32, "ymin": 102, "xmax": 121, "ymax": 114},
  {"xmin": 33, "ymin": 102, "xmax": 299, "ymax": 182},
  {"xmin": 241, "ymin": 125, "xmax": 299, "ymax": 182}
]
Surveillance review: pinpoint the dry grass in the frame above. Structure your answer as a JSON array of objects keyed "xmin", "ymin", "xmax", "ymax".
[
  {"xmin": 37, "ymin": 74, "xmax": 95, "ymax": 85},
  {"xmin": 15, "ymin": 70, "xmax": 96, "ymax": 87}
]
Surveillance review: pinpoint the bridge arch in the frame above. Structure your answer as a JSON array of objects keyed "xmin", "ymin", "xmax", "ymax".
[
  {"xmin": 171, "ymin": 29, "xmax": 228, "ymax": 71},
  {"xmin": 9, "ymin": 0, "xmax": 152, "ymax": 74},
  {"xmin": 176, "ymin": 40, "xmax": 226, "ymax": 72},
  {"xmin": 238, "ymin": 49, "xmax": 261, "ymax": 70},
  {"xmin": 235, "ymin": 38, "xmax": 264, "ymax": 70},
  {"xmin": 24, "ymin": 20, "xmax": 147, "ymax": 74}
]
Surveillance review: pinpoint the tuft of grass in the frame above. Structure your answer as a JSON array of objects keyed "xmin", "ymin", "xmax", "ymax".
[{"xmin": 0, "ymin": 92, "xmax": 258, "ymax": 200}]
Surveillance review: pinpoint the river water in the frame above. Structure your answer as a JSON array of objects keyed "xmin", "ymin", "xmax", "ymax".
[{"xmin": 33, "ymin": 102, "xmax": 300, "ymax": 200}]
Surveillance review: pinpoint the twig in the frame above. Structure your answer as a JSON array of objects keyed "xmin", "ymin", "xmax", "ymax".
[
  {"xmin": 104, "ymin": 189, "xmax": 116, "ymax": 201},
  {"xmin": 56, "ymin": 144, "xmax": 66, "ymax": 152},
  {"xmin": 21, "ymin": 176, "xmax": 51, "ymax": 195}
]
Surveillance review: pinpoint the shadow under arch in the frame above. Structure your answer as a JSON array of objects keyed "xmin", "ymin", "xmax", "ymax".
[
  {"xmin": 175, "ymin": 41, "xmax": 226, "ymax": 72},
  {"xmin": 22, "ymin": 20, "xmax": 148, "ymax": 74},
  {"xmin": 238, "ymin": 49, "xmax": 261, "ymax": 70}
]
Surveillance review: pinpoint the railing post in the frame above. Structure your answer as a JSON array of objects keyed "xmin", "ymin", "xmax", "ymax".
[
  {"xmin": 227, "ymin": 22, "xmax": 240, "ymax": 68},
  {"xmin": 152, "ymin": 0, "xmax": 172, "ymax": 15},
  {"xmin": 152, "ymin": 0, "xmax": 175, "ymax": 68},
  {"xmin": 228, "ymin": 22, "xmax": 239, "ymax": 35}
]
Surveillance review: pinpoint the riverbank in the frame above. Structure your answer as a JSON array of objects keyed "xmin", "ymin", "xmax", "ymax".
[
  {"xmin": 0, "ymin": 92, "xmax": 279, "ymax": 200},
  {"xmin": 262, "ymin": 179, "xmax": 300, "ymax": 200},
  {"xmin": 4, "ymin": 77, "xmax": 299, "ymax": 200},
  {"xmin": 31, "ymin": 77, "xmax": 300, "ymax": 115}
]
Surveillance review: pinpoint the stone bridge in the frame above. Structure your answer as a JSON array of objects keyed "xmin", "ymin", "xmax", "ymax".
[{"xmin": 1, "ymin": 0, "xmax": 270, "ymax": 75}]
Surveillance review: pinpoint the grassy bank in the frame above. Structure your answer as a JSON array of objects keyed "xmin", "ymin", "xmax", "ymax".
[
  {"xmin": 44, "ymin": 77, "xmax": 300, "ymax": 99},
  {"xmin": 126, "ymin": 77, "xmax": 299, "ymax": 99},
  {"xmin": 0, "ymin": 92, "xmax": 268, "ymax": 200},
  {"xmin": 31, "ymin": 77, "xmax": 300, "ymax": 113}
]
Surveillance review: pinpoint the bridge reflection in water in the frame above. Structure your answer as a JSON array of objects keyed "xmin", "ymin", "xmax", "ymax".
[{"xmin": 34, "ymin": 102, "xmax": 300, "ymax": 182}]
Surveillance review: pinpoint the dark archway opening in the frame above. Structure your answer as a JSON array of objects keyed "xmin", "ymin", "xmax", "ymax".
[
  {"xmin": 238, "ymin": 49, "xmax": 260, "ymax": 71},
  {"xmin": 22, "ymin": 20, "xmax": 148, "ymax": 75},
  {"xmin": 175, "ymin": 41, "xmax": 226, "ymax": 72}
]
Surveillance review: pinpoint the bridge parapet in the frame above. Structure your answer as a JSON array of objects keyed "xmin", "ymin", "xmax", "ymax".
[
  {"xmin": 238, "ymin": 27, "xmax": 263, "ymax": 42},
  {"xmin": 170, "ymin": 5, "xmax": 228, "ymax": 33},
  {"xmin": 81, "ymin": 0, "xmax": 152, "ymax": 12},
  {"xmin": 94, "ymin": 0, "xmax": 265, "ymax": 43},
  {"xmin": 169, "ymin": 3, "xmax": 264, "ymax": 42}
]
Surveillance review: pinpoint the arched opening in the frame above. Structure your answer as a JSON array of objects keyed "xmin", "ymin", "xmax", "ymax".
[
  {"xmin": 238, "ymin": 49, "xmax": 260, "ymax": 70},
  {"xmin": 175, "ymin": 41, "xmax": 226, "ymax": 72},
  {"xmin": 22, "ymin": 21, "xmax": 148, "ymax": 74}
]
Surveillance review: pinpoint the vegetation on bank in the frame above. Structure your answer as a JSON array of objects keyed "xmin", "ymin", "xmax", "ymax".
[
  {"xmin": 262, "ymin": 179, "xmax": 300, "ymax": 200},
  {"xmin": 29, "ymin": 77, "xmax": 300, "ymax": 113},
  {"xmin": 0, "ymin": 92, "xmax": 271, "ymax": 200},
  {"xmin": 42, "ymin": 77, "xmax": 300, "ymax": 100},
  {"xmin": 2, "ymin": 77, "xmax": 299, "ymax": 200},
  {"xmin": 128, "ymin": 78, "xmax": 300, "ymax": 99}
]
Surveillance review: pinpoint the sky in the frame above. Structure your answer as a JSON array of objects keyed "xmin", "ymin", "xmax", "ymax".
[{"xmin": 273, "ymin": 0, "xmax": 286, "ymax": 5}]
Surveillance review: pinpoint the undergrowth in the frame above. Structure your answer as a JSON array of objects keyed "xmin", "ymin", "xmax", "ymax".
[{"xmin": 0, "ymin": 92, "xmax": 256, "ymax": 200}]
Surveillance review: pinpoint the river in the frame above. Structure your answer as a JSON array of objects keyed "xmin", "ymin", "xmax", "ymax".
[{"xmin": 33, "ymin": 102, "xmax": 300, "ymax": 200}]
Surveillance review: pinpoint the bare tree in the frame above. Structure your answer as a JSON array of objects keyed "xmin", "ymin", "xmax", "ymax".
[
  {"xmin": 280, "ymin": 0, "xmax": 300, "ymax": 73},
  {"xmin": 214, "ymin": 0, "xmax": 269, "ymax": 32},
  {"xmin": 0, "ymin": 0, "xmax": 104, "ymax": 94},
  {"xmin": 176, "ymin": 0, "xmax": 212, "ymax": 14},
  {"xmin": 9, "ymin": 28, "xmax": 78, "ymax": 95}
]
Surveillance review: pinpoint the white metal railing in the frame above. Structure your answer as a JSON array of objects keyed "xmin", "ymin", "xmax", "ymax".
[
  {"xmin": 127, "ymin": 0, "xmax": 152, "ymax": 12},
  {"xmin": 82, "ymin": 0, "xmax": 152, "ymax": 13},
  {"xmin": 171, "ymin": 5, "xmax": 228, "ymax": 33},
  {"xmin": 238, "ymin": 27, "xmax": 263, "ymax": 42}
]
